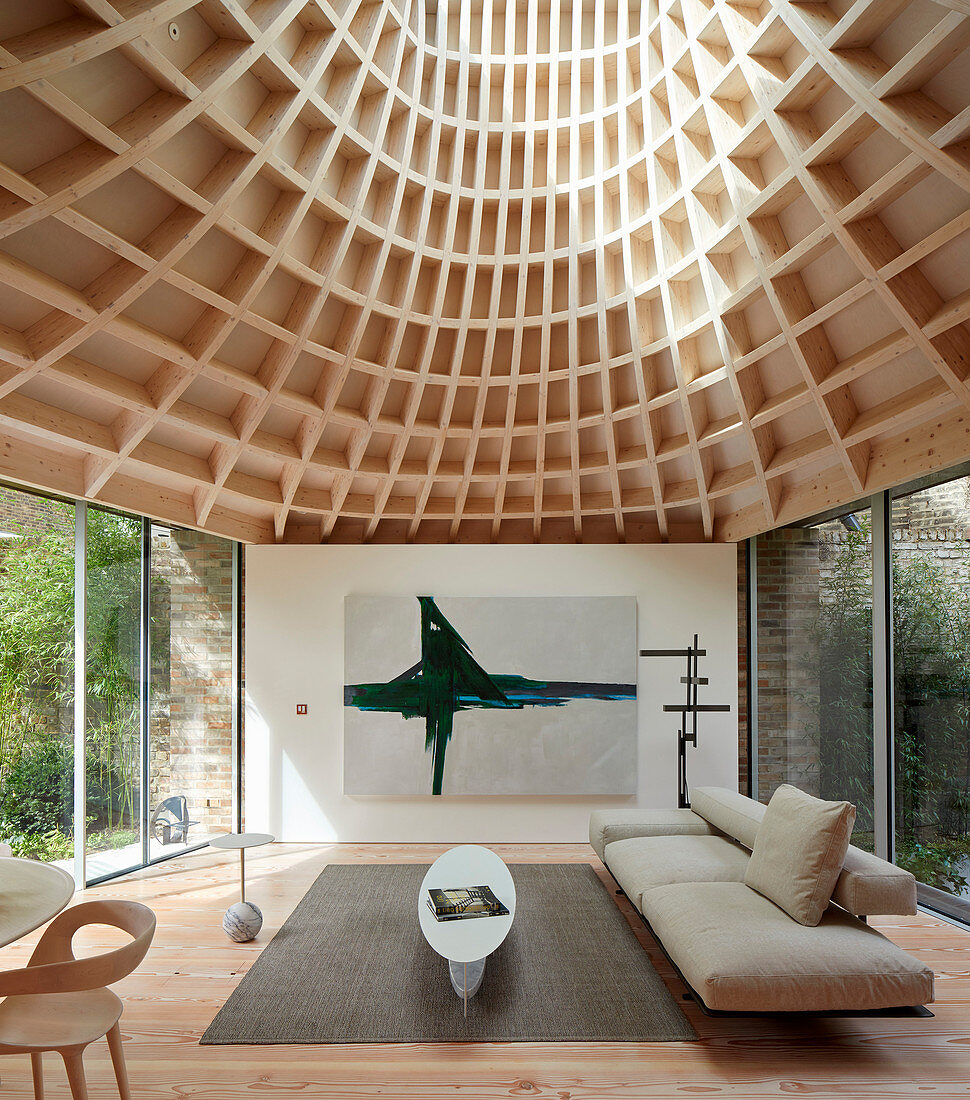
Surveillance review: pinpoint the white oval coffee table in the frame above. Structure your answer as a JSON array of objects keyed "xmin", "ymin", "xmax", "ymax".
[{"xmin": 418, "ymin": 845, "xmax": 516, "ymax": 1016}]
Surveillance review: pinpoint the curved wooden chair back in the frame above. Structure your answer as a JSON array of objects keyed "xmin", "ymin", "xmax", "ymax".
[{"xmin": 0, "ymin": 900, "xmax": 155, "ymax": 999}]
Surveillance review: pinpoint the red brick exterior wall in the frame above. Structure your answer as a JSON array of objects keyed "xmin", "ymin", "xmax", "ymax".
[{"xmin": 0, "ymin": 486, "xmax": 73, "ymax": 539}]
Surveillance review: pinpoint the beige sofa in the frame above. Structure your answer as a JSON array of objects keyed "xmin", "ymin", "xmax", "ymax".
[{"xmin": 590, "ymin": 786, "xmax": 934, "ymax": 1014}]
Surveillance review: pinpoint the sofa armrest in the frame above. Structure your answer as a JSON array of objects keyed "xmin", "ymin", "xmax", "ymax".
[
  {"xmin": 589, "ymin": 809, "xmax": 715, "ymax": 862},
  {"xmin": 832, "ymin": 845, "xmax": 918, "ymax": 916}
]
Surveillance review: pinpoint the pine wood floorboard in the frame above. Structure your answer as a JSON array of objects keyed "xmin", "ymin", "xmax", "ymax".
[{"xmin": 0, "ymin": 842, "xmax": 968, "ymax": 1099}]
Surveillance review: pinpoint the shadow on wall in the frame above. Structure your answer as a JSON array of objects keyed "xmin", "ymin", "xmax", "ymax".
[{"xmin": 246, "ymin": 690, "xmax": 339, "ymax": 842}]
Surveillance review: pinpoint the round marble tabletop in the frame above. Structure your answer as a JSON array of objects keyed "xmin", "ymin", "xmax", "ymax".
[
  {"xmin": 0, "ymin": 857, "xmax": 75, "ymax": 948},
  {"xmin": 419, "ymin": 845, "xmax": 516, "ymax": 965},
  {"xmin": 209, "ymin": 832, "xmax": 275, "ymax": 850}
]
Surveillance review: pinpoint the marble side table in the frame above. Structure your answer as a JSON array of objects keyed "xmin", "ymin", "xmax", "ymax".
[{"xmin": 210, "ymin": 832, "xmax": 274, "ymax": 942}]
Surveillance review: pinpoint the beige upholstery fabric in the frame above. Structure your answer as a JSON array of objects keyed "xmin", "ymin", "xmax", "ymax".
[
  {"xmin": 588, "ymin": 809, "xmax": 714, "ymax": 862},
  {"xmin": 744, "ymin": 784, "xmax": 855, "ymax": 926},
  {"xmin": 833, "ymin": 845, "xmax": 917, "ymax": 916},
  {"xmin": 590, "ymin": 791, "xmax": 919, "ymax": 916},
  {"xmin": 640, "ymin": 881, "xmax": 934, "ymax": 1012},
  {"xmin": 605, "ymin": 835, "xmax": 750, "ymax": 912},
  {"xmin": 690, "ymin": 787, "xmax": 765, "ymax": 849}
]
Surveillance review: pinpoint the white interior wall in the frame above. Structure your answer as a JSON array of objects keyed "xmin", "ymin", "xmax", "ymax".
[{"xmin": 244, "ymin": 544, "xmax": 739, "ymax": 843}]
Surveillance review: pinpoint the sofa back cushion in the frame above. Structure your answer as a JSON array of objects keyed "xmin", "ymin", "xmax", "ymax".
[
  {"xmin": 688, "ymin": 786, "xmax": 917, "ymax": 916},
  {"xmin": 690, "ymin": 787, "xmax": 765, "ymax": 849},
  {"xmin": 744, "ymin": 784, "xmax": 856, "ymax": 926}
]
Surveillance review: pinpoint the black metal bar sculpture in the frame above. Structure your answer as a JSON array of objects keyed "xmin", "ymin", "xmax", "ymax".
[{"xmin": 640, "ymin": 633, "xmax": 731, "ymax": 808}]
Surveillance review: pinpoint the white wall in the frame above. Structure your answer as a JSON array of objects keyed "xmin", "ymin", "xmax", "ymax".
[{"xmin": 245, "ymin": 544, "xmax": 738, "ymax": 843}]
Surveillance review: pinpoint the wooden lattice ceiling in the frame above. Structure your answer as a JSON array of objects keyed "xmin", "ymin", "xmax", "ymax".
[{"xmin": 0, "ymin": 0, "xmax": 967, "ymax": 544}]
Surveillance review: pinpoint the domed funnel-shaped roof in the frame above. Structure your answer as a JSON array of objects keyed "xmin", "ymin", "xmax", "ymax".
[{"xmin": 0, "ymin": 0, "xmax": 967, "ymax": 543}]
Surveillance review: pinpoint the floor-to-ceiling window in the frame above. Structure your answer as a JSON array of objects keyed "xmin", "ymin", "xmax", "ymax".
[
  {"xmin": 749, "ymin": 465, "xmax": 970, "ymax": 925},
  {"xmin": 0, "ymin": 484, "xmax": 240, "ymax": 885},
  {"xmin": 754, "ymin": 510, "xmax": 874, "ymax": 850},
  {"xmin": 85, "ymin": 507, "xmax": 143, "ymax": 880},
  {"xmin": 891, "ymin": 477, "xmax": 970, "ymax": 922},
  {"xmin": 0, "ymin": 486, "xmax": 75, "ymax": 864}
]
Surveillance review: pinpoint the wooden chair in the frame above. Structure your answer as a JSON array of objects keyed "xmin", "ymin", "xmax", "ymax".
[{"xmin": 0, "ymin": 899, "xmax": 156, "ymax": 1099}]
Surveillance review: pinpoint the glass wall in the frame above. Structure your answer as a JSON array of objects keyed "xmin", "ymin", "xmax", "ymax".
[
  {"xmin": 85, "ymin": 508, "xmax": 143, "ymax": 879},
  {"xmin": 0, "ymin": 483, "xmax": 239, "ymax": 885},
  {"xmin": 891, "ymin": 477, "xmax": 970, "ymax": 920},
  {"xmin": 0, "ymin": 487, "xmax": 75, "ymax": 863},
  {"xmin": 755, "ymin": 511, "xmax": 874, "ymax": 849},
  {"xmin": 751, "ymin": 465, "xmax": 970, "ymax": 925}
]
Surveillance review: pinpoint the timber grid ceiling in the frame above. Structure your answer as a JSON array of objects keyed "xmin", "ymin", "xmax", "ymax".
[{"xmin": 0, "ymin": 0, "xmax": 967, "ymax": 546}]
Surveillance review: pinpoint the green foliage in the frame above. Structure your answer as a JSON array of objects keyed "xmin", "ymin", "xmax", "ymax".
[
  {"xmin": 0, "ymin": 506, "xmax": 147, "ymax": 856},
  {"xmin": 814, "ymin": 520, "xmax": 970, "ymax": 890},
  {"xmin": 7, "ymin": 829, "xmax": 73, "ymax": 862},
  {"xmin": 815, "ymin": 523, "xmax": 875, "ymax": 828},
  {"xmin": 0, "ymin": 513, "xmax": 74, "ymax": 796},
  {"xmin": 0, "ymin": 735, "xmax": 71, "ymax": 837},
  {"xmin": 87, "ymin": 827, "xmax": 139, "ymax": 852},
  {"xmin": 896, "ymin": 838, "xmax": 970, "ymax": 895}
]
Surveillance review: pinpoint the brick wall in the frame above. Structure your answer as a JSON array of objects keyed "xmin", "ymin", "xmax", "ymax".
[
  {"xmin": 891, "ymin": 478, "xmax": 970, "ymax": 584},
  {"xmin": 754, "ymin": 527, "xmax": 824, "ymax": 800},
  {"xmin": 149, "ymin": 527, "xmax": 235, "ymax": 836},
  {"xmin": 0, "ymin": 486, "xmax": 73, "ymax": 539}
]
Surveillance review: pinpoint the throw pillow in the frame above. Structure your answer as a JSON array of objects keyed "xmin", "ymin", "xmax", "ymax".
[{"xmin": 744, "ymin": 784, "xmax": 856, "ymax": 926}]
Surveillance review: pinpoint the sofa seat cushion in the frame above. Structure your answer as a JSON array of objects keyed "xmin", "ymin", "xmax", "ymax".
[
  {"xmin": 589, "ymin": 809, "xmax": 714, "ymax": 862},
  {"xmin": 605, "ymin": 836, "xmax": 750, "ymax": 912},
  {"xmin": 639, "ymin": 882, "xmax": 934, "ymax": 1013}
]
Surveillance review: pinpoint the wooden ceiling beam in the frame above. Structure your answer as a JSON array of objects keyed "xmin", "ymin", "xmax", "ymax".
[{"xmin": 0, "ymin": 0, "xmax": 965, "ymax": 542}]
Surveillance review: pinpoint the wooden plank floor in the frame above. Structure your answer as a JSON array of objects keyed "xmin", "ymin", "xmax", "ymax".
[{"xmin": 1, "ymin": 842, "xmax": 968, "ymax": 1099}]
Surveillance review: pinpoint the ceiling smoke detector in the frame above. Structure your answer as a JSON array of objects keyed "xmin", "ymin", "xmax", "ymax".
[{"xmin": 168, "ymin": 22, "xmax": 179, "ymax": 41}]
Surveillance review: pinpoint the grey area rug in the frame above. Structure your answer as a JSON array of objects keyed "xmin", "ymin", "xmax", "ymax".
[{"xmin": 201, "ymin": 863, "xmax": 696, "ymax": 1044}]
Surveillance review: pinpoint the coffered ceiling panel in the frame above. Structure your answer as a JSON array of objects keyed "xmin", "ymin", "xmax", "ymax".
[{"xmin": 0, "ymin": 0, "xmax": 967, "ymax": 543}]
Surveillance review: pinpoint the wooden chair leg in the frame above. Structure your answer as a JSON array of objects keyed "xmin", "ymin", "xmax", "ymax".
[
  {"xmin": 30, "ymin": 1051, "xmax": 44, "ymax": 1100},
  {"xmin": 106, "ymin": 1023, "xmax": 132, "ymax": 1100},
  {"xmin": 61, "ymin": 1050, "xmax": 88, "ymax": 1100}
]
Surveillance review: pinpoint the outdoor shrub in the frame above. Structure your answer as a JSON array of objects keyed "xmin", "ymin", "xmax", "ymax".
[
  {"xmin": 896, "ymin": 838, "xmax": 970, "ymax": 895},
  {"xmin": 0, "ymin": 735, "xmax": 72, "ymax": 838},
  {"xmin": 6, "ymin": 828, "xmax": 73, "ymax": 862}
]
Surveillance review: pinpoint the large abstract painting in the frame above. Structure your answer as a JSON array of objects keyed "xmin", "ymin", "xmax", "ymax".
[{"xmin": 343, "ymin": 596, "xmax": 637, "ymax": 796}]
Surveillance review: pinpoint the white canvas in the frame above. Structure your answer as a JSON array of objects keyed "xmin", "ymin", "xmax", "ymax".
[{"xmin": 344, "ymin": 595, "xmax": 637, "ymax": 795}]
